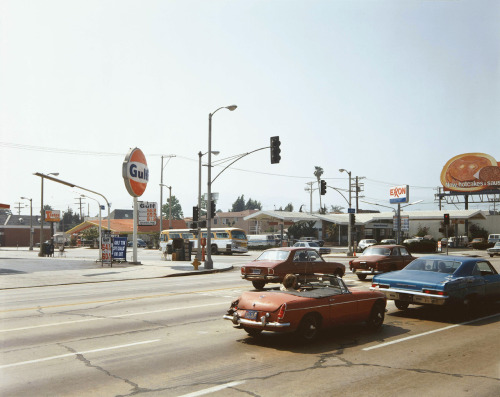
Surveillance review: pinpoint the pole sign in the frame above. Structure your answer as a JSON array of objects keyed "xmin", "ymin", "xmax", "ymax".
[
  {"xmin": 393, "ymin": 215, "xmax": 409, "ymax": 231},
  {"xmin": 101, "ymin": 230, "xmax": 112, "ymax": 265},
  {"xmin": 389, "ymin": 185, "xmax": 409, "ymax": 204},
  {"xmin": 112, "ymin": 237, "xmax": 127, "ymax": 261},
  {"xmin": 45, "ymin": 210, "xmax": 61, "ymax": 222},
  {"xmin": 138, "ymin": 201, "xmax": 157, "ymax": 226},
  {"xmin": 122, "ymin": 147, "xmax": 149, "ymax": 197}
]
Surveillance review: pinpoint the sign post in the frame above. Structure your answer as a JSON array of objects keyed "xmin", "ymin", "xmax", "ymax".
[
  {"xmin": 122, "ymin": 147, "xmax": 149, "ymax": 264},
  {"xmin": 390, "ymin": 185, "xmax": 409, "ymax": 244}
]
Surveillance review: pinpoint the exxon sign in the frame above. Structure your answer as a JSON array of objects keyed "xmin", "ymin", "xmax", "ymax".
[
  {"xmin": 122, "ymin": 147, "xmax": 149, "ymax": 197},
  {"xmin": 389, "ymin": 185, "xmax": 409, "ymax": 204}
]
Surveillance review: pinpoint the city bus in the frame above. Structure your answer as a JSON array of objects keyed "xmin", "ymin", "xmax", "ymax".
[{"xmin": 160, "ymin": 227, "xmax": 248, "ymax": 255}]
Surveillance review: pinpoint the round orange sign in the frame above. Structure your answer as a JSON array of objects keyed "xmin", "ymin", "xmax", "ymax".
[{"xmin": 122, "ymin": 147, "xmax": 149, "ymax": 197}]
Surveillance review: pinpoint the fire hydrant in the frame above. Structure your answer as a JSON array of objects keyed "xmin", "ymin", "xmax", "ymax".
[{"xmin": 192, "ymin": 258, "xmax": 200, "ymax": 270}]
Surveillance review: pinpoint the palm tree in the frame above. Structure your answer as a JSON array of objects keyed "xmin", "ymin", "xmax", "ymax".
[{"xmin": 314, "ymin": 166, "xmax": 324, "ymax": 212}]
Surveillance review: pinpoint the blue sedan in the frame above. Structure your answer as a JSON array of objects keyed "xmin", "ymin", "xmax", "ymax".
[{"xmin": 371, "ymin": 255, "xmax": 500, "ymax": 311}]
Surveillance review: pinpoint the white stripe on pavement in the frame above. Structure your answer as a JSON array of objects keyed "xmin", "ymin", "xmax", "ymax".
[
  {"xmin": 363, "ymin": 312, "xmax": 500, "ymax": 351},
  {"xmin": 176, "ymin": 381, "xmax": 246, "ymax": 397},
  {"xmin": 0, "ymin": 339, "xmax": 161, "ymax": 369}
]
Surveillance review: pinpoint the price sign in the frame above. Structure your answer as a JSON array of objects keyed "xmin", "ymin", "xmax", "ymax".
[
  {"xmin": 101, "ymin": 230, "xmax": 112, "ymax": 265},
  {"xmin": 138, "ymin": 201, "xmax": 157, "ymax": 226}
]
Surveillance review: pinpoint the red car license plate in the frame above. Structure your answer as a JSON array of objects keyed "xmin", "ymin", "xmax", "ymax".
[
  {"xmin": 245, "ymin": 310, "xmax": 258, "ymax": 320},
  {"xmin": 251, "ymin": 269, "xmax": 261, "ymax": 274}
]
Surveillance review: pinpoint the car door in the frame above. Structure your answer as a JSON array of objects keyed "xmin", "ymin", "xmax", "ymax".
[
  {"xmin": 399, "ymin": 247, "xmax": 414, "ymax": 267},
  {"xmin": 327, "ymin": 280, "xmax": 359, "ymax": 325},
  {"xmin": 476, "ymin": 261, "xmax": 500, "ymax": 299},
  {"xmin": 291, "ymin": 249, "xmax": 308, "ymax": 277}
]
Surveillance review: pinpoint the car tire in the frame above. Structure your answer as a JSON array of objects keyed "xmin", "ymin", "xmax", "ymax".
[
  {"xmin": 334, "ymin": 268, "xmax": 344, "ymax": 278},
  {"xmin": 252, "ymin": 280, "xmax": 266, "ymax": 290},
  {"xmin": 367, "ymin": 301, "xmax": 385, "ymax": 330},
  {"xmin": 357, "ymin": 274, "xmax": 367, "ymax": 281},
  {"xmin": 211, "ymin": 245, "xmax": 218, "ymax": 255},
  {"xmin": 243, "ymin": 327, "xmax": 262, "ymax": 337},
  {"xmin": 296, "ymin": 313, "xmax": 321, "ymax": 342},
  {"xmin": 395, "ymin": 300, "xmax": 410, "ymax": 310}
]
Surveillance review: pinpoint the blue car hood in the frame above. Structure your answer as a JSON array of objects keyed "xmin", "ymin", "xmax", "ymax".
[{"xmin": 374, "ymin": 270, "xmax": 452, "ymax": 291}]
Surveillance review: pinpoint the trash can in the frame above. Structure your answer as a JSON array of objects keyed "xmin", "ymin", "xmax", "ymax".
[
  {"xmin": 183, "ymin": 240, "xmax": 192, "ymax": 261},
  {"xmin": 172, "ymin": 238, "xmax": 184, "ymax": 261}
]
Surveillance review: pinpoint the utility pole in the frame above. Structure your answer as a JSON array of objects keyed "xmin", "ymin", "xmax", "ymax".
[
  {"xmin": 305, "ymin": 182, "xmax": 316, "ymax": 214},
  {"xmin": 74, "ymin": 196, "xmax": 85, "ymax": 220},
  {"xmin": 159, "ymin": 154, "xmax": 176, "ymax": 236},
  {"xmin": 14, "ymin": 202, "xmax": 24, "ymax": 215}
]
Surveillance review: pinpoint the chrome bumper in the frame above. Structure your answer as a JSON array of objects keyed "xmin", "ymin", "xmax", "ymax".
[
  {"xmin": 354, "ymin": 270, "xmax": 383, "ymax": 275},
  {"xmin": 370, "ymin": 287, "xmax": 449, "ymax": 306},
  {"xmin": 223, "ymin": 314, "xmax": 290, "ymax": 328},
  {"xmin": 241, "ymin": 275, "xmax": 280, "ymax": 282}
]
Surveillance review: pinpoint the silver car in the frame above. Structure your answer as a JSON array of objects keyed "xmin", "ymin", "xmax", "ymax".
[
  {"xmin": 357, "ymin": 239, "xmax": 377, "ymax": 252},
  {"xmin": 487, "ymin": 242, "xmax": 500, "ymax": 257}
]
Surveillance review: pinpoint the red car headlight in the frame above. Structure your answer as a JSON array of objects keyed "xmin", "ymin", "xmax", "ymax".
[
  {"xmin": 268, "ymin": 268, "xmax": 274, "ymax": 275},
  {"xmin": 241, "ymin": 267, "xmax": 245, "ymax": 274}
]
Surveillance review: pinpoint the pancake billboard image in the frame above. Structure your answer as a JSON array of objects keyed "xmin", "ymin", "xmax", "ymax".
[{"xmin": 440, "ymin": 153, "xmax": 500, "ymax": 192}]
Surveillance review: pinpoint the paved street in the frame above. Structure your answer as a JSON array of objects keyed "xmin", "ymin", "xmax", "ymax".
[{"xmin": 1, "ymin": 247, "xmax": 499, "ymax": 396}]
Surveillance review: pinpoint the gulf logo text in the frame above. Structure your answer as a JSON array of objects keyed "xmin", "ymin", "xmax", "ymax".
[{"xmin": 128, "ymin": 162, "xmax": 149, "ymax": 183}]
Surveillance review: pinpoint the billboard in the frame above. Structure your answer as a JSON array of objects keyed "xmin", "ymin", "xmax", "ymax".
[
  {"xmin": 441, "ymin": 153, "xmax": 500, "ymax": 192},
  {"xmin": 45, "ymin": 210, "xmax": 61, "ymax": 222},
  {"xmin": 122, "ymin": 147, "xmax": 149, "ymax": 197}
]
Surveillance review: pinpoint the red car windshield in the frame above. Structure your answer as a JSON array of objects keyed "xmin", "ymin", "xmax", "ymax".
[
  {"xmin": 256, "ymin": 250, "xmax": 289, "ymax": 261},
  {"xmin": 362, "ymin": 247, "xmax": 391, "ymax": 256}
]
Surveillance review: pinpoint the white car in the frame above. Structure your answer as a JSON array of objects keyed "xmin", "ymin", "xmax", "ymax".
[
  {"xmin": 487, "ymin": 242, "xmax": 500, "ymax": 257},
  {"xmin": 293, "ymin": 241, "xmax": 331, "ymax": 255},
  {"xmin": 357, "ymin": 239, "xmax": 377, "ymax": 252}
]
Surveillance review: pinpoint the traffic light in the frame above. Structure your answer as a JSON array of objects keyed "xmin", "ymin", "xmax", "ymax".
[
  {"xmin": 350, "ymin": 213, "xmax": 356, "ymax": 226},
  {"xmin": 192, "ymin": 206, "xmax": 199, "ymax": 222},
  {"xmin": 210, "ymin": 200, "xmax": 216, "ymax": 218},
  {"xmin": 320, "ymin": 180, "xmax": 327, "ymax": 195},
  {"xmin": 270, "ymin": 136, "xmax": 281, "ymax": 164},
  {"xmin": 443, "ymin": 213, "xmax": 450, "ymax": 226}
]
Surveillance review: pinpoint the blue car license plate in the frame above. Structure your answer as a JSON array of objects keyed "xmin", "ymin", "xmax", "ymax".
[
  {"xmin": 245, "ymin": 310, "xmax": 258, "ymax": 320},
  {"xmin": 399, "ymin": 293, "xmax": 413, "ymax": 302}
]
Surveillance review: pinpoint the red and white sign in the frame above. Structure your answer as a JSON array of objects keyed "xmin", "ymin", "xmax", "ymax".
[
  {"xmin": 389, "ymin": 185, "xmax": 409, "ymax": 204},
  {"xmin": 122, "ymin": 148, "xmax": 149, "ymax": 197},
  {"xmin": 45, "ymin": 210, "xmax": 61, "ymax": 222}
]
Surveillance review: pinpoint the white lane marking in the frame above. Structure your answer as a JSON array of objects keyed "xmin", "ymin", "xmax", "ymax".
[
  {"xmin": 0, "ymin": 302, "xmax": 228, "ymax": 333},
  {"xmin": 0, "ymin": 339, "xmax": 160, "ymax": 369},
  {"xmin": 363, "ymin": 312, "xmax": 500, "ymax": 351},
  {"xmin": 177, "ymin": 381, "xmax": 245, "ymax": 397}
]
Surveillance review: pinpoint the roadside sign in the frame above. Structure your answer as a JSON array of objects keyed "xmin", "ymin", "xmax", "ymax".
[
  {"xmin": 348, "ymin": 208, "xmax": 355, "ymax": 214},
  {"xmin": 389, "ymin": 185, "xmax": 409, "ymax": 204},
  {"xmin": 101, "ymin": 230, "xmax": 112, "ymax": 265},
  {"xmin": 45, "ymin": 210, "xmax": 61, "ymax": 222},
  {"xmin": 138, "ymin": 201, "xmax": 157, "ymax": 226},
  {"xmin": 112, "ymin": 237, "xmax": 127, "ymax": 261},
  {"xmin": 122, "ymin": 147, "xmax": 149, "ymax": 197}
]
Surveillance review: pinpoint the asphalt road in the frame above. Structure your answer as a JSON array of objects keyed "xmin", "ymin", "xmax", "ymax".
[{"xmin": 1, "ymin": 260, "xmax": 499, "ymax": 396}]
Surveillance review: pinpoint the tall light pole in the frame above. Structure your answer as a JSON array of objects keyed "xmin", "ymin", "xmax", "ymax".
[
  {"xmin": 159, "ymin": 155, "xmax": 176, "ymax": 237},
  {"xmin": 81, "ymin": 194, "xmax": 102, "ymax": 261},
  {"xmin": 37, "ymin": 172, "xmax": 59, "ymax": 256},
  {"xmin": 339, "ymin": 169, "xmax": 352, "ymax": 256},
  {"xmin": 20, "ymin": 197, "xmax": 33, "ymax": 250},
  {"xmin": 206, "ymin": 104, "xmax": 237, "ymax": 269},
  {"xmin": 197, "ymin": 150, "xmax": 219, "ymax": 260},
  {"xmin": 34, "ymin": 173, "xmax": 111, "ymax": 253}
]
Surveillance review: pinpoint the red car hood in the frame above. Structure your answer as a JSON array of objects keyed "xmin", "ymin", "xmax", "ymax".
[{"xmin": 237, "ymin": 291, "xmax": 302, "ymax": 312}]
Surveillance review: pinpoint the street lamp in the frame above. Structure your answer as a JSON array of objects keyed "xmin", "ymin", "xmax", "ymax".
[
  {"xmin": 339, "ymin": 169, "xmax": 353, "ymax": 256},
  {"xmin": 206, "ymin": 104, "xmax": 237, "ymax": 269},
  {"xmin": 37, "ymin": 172, "xmax": 59, "ymax": 256},
  {"xmin": 81, "ymin": 194, "xmax": 102, "ymax": 261},
  {"xmin": 20, "ymin": 196, "xmax": 33, "ymax": 250},
  {"xmin": 198, "ymin": 150, "xmax": 219, "ymax": 260}
]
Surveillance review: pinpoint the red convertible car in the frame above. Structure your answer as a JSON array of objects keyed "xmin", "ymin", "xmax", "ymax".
[
  {"xmin": 241, "ymin": 247, "xmax": 345, "ymax": 290},
  {"xmin": 349, "ymin": 245, "xmax": 415, "ymax": 280},
  {"xmin": 224, "ymin": 274, "xmax": 386, "ymax": 342}
]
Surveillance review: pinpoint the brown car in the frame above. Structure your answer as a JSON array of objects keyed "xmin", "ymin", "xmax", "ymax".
[
  {"xmin": 241, "ymin": 247, "xmax": 345, "ymax": 290},
  {"xmin": 349, "ymin": 245, "xmax": 415, "ymax": 280}
]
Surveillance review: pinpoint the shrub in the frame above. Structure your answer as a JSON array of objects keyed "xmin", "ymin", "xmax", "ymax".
[
  {"xmin": 403, "ymin": 240, "xmax": 437, "ymax": 253},
  {"xmin": 471, "ymin": 242, "xmax": 494, "ymax": 250}
]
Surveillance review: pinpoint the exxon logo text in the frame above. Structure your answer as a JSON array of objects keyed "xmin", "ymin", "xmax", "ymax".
[
  {"xmin": 128, "ymin": 162, "xmax": 149, "ymax": 182},
  {"xmin": 390, "ymin": 186, "xmax": 406, "ymax": 198}
]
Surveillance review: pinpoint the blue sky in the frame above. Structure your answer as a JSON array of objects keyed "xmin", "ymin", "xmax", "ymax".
[{"xmin": 1, "ymin": 0, "xmax": 499, "ymax": 218}]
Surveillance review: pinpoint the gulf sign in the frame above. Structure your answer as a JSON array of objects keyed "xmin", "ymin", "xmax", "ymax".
[
  {"xmin": 389, "ymin": 185, "xmax": 409, "ymax": 204},
  {"xmin": 122, "ymin": 147, "xmax": 149, "ymax": 197},
  {"xmin": 45, "ymin": 210, "xmax": 61, "ymax": 222}
]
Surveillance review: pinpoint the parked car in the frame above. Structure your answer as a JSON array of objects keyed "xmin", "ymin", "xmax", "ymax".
[
  {"xmin": 349, "ymin": 245, "xmax": 415, "ymax": 280},
  {"xmin": 488, "ymin": 234, "xmax": 500, "ymax": 244},
  {"xmin": 357, "ymin": 239, "xmax": 377, "ymax": 252},
  {"xmin": 127, "ymin": 238, "xmax": 147, "ymax": 247},
  {"xmin": 440, "ymin": 238, "xmax": 448, "ymax": 248},
  {"xmin": 299, "ymin": 237, "xmax": 325, "ymax": 246},
  {"xmin": 224, "ymin": 274, "xmax": 386, "ymax": 342},
  {"xmin": 380, "ymin": 239, "xmax": 397, "ymax": 244},
  {"xmin": 240, "ymin": 247, "xmax": 345, "ymax": 290},
  {"xmin": 487, "ymin": 242, "xmax": 500, "ymax": 257},
  {"xmin": 293, "ymin": 241, "xmax": 331, "ymax": 255},
  {"xmin": 371, "ymin": 255, "xmax": 500, "ymax": 312}
]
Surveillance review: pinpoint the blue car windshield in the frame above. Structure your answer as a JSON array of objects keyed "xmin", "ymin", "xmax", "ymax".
[{"xmin": 405, "ymin": 258, "xmax": 462, "ymax": 274}]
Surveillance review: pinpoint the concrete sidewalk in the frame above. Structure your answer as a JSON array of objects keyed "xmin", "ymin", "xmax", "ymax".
[{"xmin": 0, "ymin": 247, "xmax": 233, "ymax": 290}]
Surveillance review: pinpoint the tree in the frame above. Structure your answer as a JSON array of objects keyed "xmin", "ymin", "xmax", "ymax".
[
  {"xmin": 162, "ymin": 195, "xmax": 184, "ymax": 220},
  {"xmin": 232, "ymin": 195, "xmax": 246, "ymax": 212},
  {"xmin": 245, "ymin": 198, "xmax": 262, "ymax": 211},
  {"xmin": 314, "ymin": 166, "xmax": 324, "ymax": 211},
  {"xmin": 284, "ymin": 203, "xmax": 294, "ymax": 212},
  {"xmin": 330, "ymin": 205, "xmax": 345, "ymax": 213},
  {"xmin": 288, "ymin": 221, "xmax": 317, "ymax": 241},
  {"xmin": 81, "ymin": 226, "xmax": 99, "ymax": 241}
]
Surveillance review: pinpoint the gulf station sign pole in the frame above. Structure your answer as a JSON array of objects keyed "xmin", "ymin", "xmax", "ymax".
[{"xmin": 122, "ymin": 147, "xmax": 149, "ymax": 264}]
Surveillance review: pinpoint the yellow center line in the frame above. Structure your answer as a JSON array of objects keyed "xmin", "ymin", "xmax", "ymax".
[{"xmin": 0, "ymin": 286, "xmax": 245, "ymax": 313}]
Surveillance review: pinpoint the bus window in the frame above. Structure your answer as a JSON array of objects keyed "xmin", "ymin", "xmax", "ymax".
[
  {"xmin": 216, "ymin": 232, "xmax": 229, "ymax": 239},
  {"xmin": 231, "ymin": 230, "xmax": 247, "ymax": 240},
  {"xmin": 202, "ymin": 232, "xmax": 214, "ymax": 238}
]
